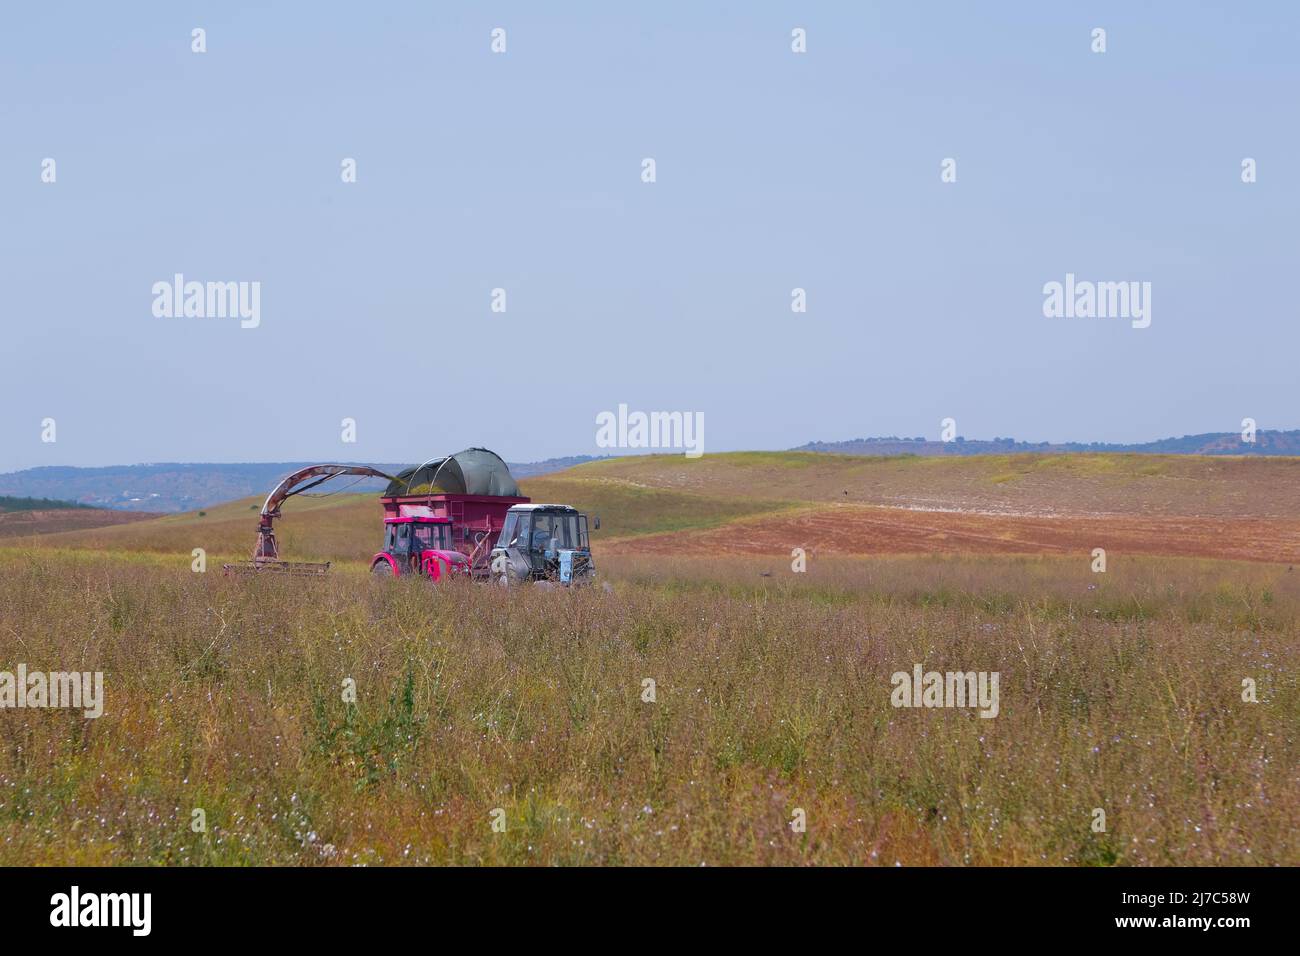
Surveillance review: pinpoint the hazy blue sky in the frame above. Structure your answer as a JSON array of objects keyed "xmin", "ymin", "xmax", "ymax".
[{"xmin": 2, "ymin": 2, "xmax": 1297, "ymax": 471}]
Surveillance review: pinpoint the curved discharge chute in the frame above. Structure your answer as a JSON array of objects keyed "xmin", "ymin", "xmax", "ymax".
[{"xmin": 224, "ymin": 463, "xmax": 397, "ymax": 574}]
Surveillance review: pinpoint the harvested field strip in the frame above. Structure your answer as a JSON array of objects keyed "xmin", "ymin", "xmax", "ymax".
[
  {"xmin": 602, "ymin": 503, "xmax": 1300, "ymax": 564},
  {"xmin": 0, "ymin": 508, "xmax": 157, "ymax": 539}
]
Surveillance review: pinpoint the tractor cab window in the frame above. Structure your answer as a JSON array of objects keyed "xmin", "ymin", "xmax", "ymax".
[
  {"xmin": 412, "ymin": 523, "xmax": 449, "ymax": 551},
  {"xmin": 500, "ymin": 512, "xmax": 520, "ymax": 548},
  {"xmin": 578, "ymin": 515, "xmax": 589, "ymax": 549},
  {"xmin": 394, "ymin": 522, "xmax": 410, "ymax": 553},
  {"xmin": 561, "ymin": 514, "xmax": 580, "ymax": 549},
  {"xmin": 545, "ymin": 513, "xmax": 579, "ymax": 549},
  {"xmin": 531, "ymin": 513, "xmax": 556, "ymax": 551},
  {"xmin": 501, "ymin": 512, "xmax": 530, "ymax": 549}
]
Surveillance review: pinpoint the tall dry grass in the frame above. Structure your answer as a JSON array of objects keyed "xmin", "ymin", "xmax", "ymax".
[{"xmin": 0, "ymin": 548, "xmax": 1294, "ymax": 865}]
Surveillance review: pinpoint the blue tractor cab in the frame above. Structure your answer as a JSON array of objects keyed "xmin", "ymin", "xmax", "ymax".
[{"xmin": 490, "ymin": 504, "xmax": 596, "ymax": 585}]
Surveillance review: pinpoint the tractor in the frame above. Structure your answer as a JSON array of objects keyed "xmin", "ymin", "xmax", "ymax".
[
  {"xmin": 369, "ymin": 515, "xmax": 471, "ymax": 580},
  {"xmin": 490, "ymin": 504, "xmax": 598, "ymax": 586}
]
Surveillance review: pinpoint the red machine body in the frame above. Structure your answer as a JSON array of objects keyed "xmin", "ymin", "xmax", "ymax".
[{"xmin": 378, "ymin": 492, "xmax": 529, "ymax": 575}]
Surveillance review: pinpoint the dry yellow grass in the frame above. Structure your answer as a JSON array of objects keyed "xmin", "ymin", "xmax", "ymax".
[
  {"xmin": 569, "ymin": 451, "xmax": 1300, "ymax": 517},
  {"xmin": 0, "ymin": 547, "xmax": 1293, "ymax": 865}
]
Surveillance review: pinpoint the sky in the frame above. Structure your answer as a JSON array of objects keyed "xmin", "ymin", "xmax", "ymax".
[{"xmin": 2, "ymin": 2, "xmax": 1297, "ymax": 472}]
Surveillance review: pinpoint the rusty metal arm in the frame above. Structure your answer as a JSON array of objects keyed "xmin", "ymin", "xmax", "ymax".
[{"xmin": 253, "ymin": 464, "xmax": 397, "ymax": 562}]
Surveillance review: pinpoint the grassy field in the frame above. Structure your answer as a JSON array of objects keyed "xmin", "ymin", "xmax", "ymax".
[
  {"xmin": 0, "ymin": 452, "xmax": 1295, "ymax": 865},
  {"xmin": 0, "ymin": 546, "xmax": 1293, "ymax": 865},
  {"xmin": 567, "ymin": 451, "xmax": 1300, "ymax": 517},
  {"xmin": 15, "ymin": 452, "xmax": 1300, "ymax": 566}
]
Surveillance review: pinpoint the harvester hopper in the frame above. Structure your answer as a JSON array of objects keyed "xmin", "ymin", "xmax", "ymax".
[{"xmin": 377, "ymin": 448, "xmax": 528, "ymax": 577}]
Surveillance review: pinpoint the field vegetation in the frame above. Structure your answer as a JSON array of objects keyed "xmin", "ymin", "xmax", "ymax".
[
  {"xmin": 0, "ymin": 546, "xmax": 1293, "ymax": 865},
  {"xmin": 0, "ymin": 452, "xmax": 1294, "ymax": 865}
]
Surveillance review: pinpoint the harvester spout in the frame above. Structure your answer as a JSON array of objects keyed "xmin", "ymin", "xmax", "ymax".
[{"xmin": 224, "ymin": 464, "xmax": 397, "ymax": 575}]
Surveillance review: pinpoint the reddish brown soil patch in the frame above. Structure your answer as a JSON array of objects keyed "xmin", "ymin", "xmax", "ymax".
[
  {"xmin": 604, "ymin": 504, "xmax": 1300, "ymax": 564},
  {"xmin": 0, "ymin": 509, "xmax": 158, "ymax": 539}
]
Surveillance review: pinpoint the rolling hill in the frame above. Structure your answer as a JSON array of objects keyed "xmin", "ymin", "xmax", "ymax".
[
  {"xmin": 563, "ymin": 451, "xmax": 1300, "ymax": 517},
  {"xmin": 6, "ymin": 429, "xmax": 1299, "ymax": 516},
  {"xmin": 8, "ymin": 451, "xmax": 1300, "ymax": 566},
  {"xmin": 795, "ymin": 428, "xmax": 1300, "ymax": 457},
  {"xmin": 0, "ymin": 494, "xmax": 157, "ymax": 539}
]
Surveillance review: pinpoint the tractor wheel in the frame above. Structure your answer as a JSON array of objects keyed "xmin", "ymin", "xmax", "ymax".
[{"xmin": 371, "ymin": 561, "xmax": 394, "ymax": 578}]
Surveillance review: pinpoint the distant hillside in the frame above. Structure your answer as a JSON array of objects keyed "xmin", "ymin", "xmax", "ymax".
[
  {"xmin": 0, "ymin": 456, "xmax": 608, "ymax": 513},
  {"xmin": 508, "ymin": 455, "xmax": 610, "ymax": 477},
  {"xmin": 0, "ymin": 496, "xmax": 154, "ymax": 539},
  {"xmin": 0, "ymin": 495, "xmax": 96, "ymax": 512},
  {"xmin": 793, "ymin": 430, "xmax": 1300, "ymax": 457},
  {"xmin": 5, "ymin": 430, "xmax": 1298, "ymax": 515}
]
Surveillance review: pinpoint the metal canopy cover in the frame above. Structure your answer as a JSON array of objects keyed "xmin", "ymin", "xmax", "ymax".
[{"xmin": 385, "ymin": 448, "xmax": 521, "ymax": 497}]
